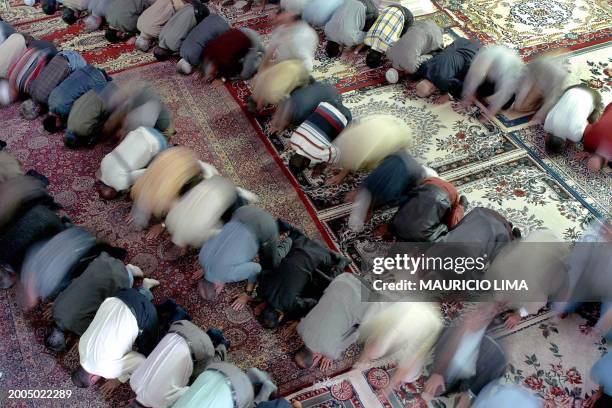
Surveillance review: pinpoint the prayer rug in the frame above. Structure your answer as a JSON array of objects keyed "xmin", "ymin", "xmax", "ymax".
[{"xmin": 431, "ymin": 0, "xmax": 612, "ymax": 58}]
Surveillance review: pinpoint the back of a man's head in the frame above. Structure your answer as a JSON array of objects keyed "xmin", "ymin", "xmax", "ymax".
[{"xmin": 294, "ymin": 346, "xmax": 314, "ymax": 369}]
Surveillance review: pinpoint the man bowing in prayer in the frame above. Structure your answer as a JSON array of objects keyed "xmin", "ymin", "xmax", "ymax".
[
  {"xmin": 129, "ymin": 320, "xmax": 230, "ymax": 408},
  {"xmin": 71, "ymin": 282, "xmax": 161, "ymax": 396},
  {"xmin": 194, "ymin": 206, "xmax": 292, "ymax": 306}
]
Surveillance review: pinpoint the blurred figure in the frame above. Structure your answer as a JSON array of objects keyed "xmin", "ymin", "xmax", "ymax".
[
  {"xmin": 135, "ymin": 0, "xmax": 188, "ymax": 52},
  {"xmin": 164, "ymin": 172, "xmax": 257, "ymax": 249},
  {"xmin": 295, "ymin": 273, "xmax": 375, "ymax": 371},
  {"xmin": 512, "ymin": 55, "xmax": 569, "ymax": 123},
  {"xmin": 544, "ymin": 85, "xmax": 604, "ymax": 160},
  {"xmin": 0, "ymin": 148, "xmax": 24, "ymax": 183},
  {"xmin": 414, "ymin": 38, "xmax": 480, "ymax": 99},
  {"xmin": 390, "ymin": 177, "xmax": 466, "ymax": 242},
  {"xmin": 363, "ymin": 5, "xmax": 414, "ymax": 68},
  {"xmin": 280, "ymin": 0, "xmax": 312, "ymax": 14},
  {"xmin": 261, "ymin": 12, "xmax": 318, "ymax": 72},
  {"xmin": 347, "ymin": 150, "xmax": 435, "ymax": 232},
  {"xmin": 486, "ymin": 229, "xmax": 570, "ymax": 329},
  {"xmin": 324, "ymin": 0, "xmax": 378, "ymax": 58},
  {"xmin": 64, "ymin": 82, "xmax": 119, "ymax": 148},
  {"xmin": 556, "ymin": 220, "xmax": 612, "ymax": 341},
  {"xmin": 582, "ymin": 102, "xmax": 612, "ymax": 171},
  {"xmin": 302, "ymin": 0, "xmax": 342, "ymax": 27},
  {"xmin": 328, "ymin": 114, "xmax": 413, "ymax": 184},
  {"xmin": 422, "ymin": 304, "xmax": 507, "ymax": 407},
  {"xmin": 22, "ymin": 51, "xmax": 87, "ymax": 120},
  {"xmin": 71, "ymin": 285, "xmax": 162, "ymax": 395},
  {"xmin": 0, "ymin": 40, "xmax": 57, "ymax": 106},
  {"xmin": 386, "ymin": 20, "xmax": 443, "ymax": 77},
  {"xmin": 97, "ymin": 126, "xmax": 170, "ymax": 200},
  {"xmin": 0, "ymin": 21, "xmax": 16, "ymax": 44},
  {"xmin": 472, "ymin": 383, "xmax": 542, "ymax": 408},
  {"xmin": 258, "ymin": 399, "xmax": 302, "ymax": 408},
  {"xmin": 0, "ymin": 205, "xmax": 66, "ymax": 288},
  {"xmin": 177, "ymin": 13, "xmax": 230, "ymax": 75},
  {"xmin": 462, "ymin": 45, "xmax": 525, "ymax": 117},
  {"xmin": 359, "ymin": 302, "xmax": 442, "ymax": 389},
  {"xmin": 20, "ymin": 227, "xmax": 97, "ymax": 310},
  {"xmin": 587, "ymin": 353, "xmax": 612, "ymax": 408},
  {"xmin": 0, "ymin": 174, "xmax": 54, "ymax": 231},
  {"xmin": 84, "ymin": 0, "xmax": 113, "ymax": 31},
  {"xmin": 250, "ymin": 59, "xmax": 310, "ymax": 111},
  {"xmin": 173, "ymin": 363, "xmax": 277, "ymax": 408},
  {"xmin": 154, "ymin": 1, "xmax": 209, "ymax": 60},
  {"xmin": 269, "ymin": 81, "xmax": 349, "ymax": 134},
  {"xmin": 105, "ymin": 0, "xmax": 154, "ymax": 43},
  {"xmin": 129, "ymin": 320, "xmax": 230, "ymax": 408},
  {"xmin": 129, "ymin": 146, "xmax": 203, "ymax": 229},
  {"xmin": 256, "ymin": 227, "xmax": 350, "ymax": 328},
  {"xmin": 200, "ymin": 28, "xmax": 264, "ymax": 82},
  {"xmin": 45, "ymin": 251, "xmax": 134, "ymax": 352},
  {"xmin": 287, "ymin": 101, "xmax": 350, "ymax": 174},
  {"xmin": 44, "ymin": 65, "xmax": 111, "ymax": 133},
  {"xmin": 0, "ymin": 33, "xmax": 27, "ymax": 79},
  {"xmin": 424, "ymin": 207, "xmax": 521, "ymax": 281},
  {"xmin": 61, "ymin": 0, "xmax": 90, "ymax": 25},
  {"xmin": 102, "ymin": 84, "xmax": 174, "ymax": 140},
  {"xmin": 195, "ymin": 206, "xmax": 292, "ymax": 302}
]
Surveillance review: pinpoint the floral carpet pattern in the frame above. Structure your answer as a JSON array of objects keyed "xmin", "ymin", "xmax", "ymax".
[{"xmin": 1, "ymin": 0, "xmax": 610, "ymax": 407}]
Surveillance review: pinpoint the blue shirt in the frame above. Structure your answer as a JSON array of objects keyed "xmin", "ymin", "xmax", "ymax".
[{"xmin": 199, "ymin": 221, "xmax": 261, "ymax": 284}]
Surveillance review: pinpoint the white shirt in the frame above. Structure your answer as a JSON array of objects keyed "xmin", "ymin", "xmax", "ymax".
[
  {"xmin": 100, "ymin": 127, "xmax": 166, "ymax": 191},
  {"xmin": 544, "ymin": 87, "xmax": 594, "ymax": 142},
  {"xmin": 164, "ymin": 175, "xmax": 237, "ymax": 248},
  {"xmin": 130, "ymin": 333, "xmax": 193, "ymax": 408},
  {"xmin": 268, "ymin": 22, "xmax": 318, "ymax": 71},
  {"xmin": 79, "ymin": 297, "xmax": 145, "ymax": 382}
]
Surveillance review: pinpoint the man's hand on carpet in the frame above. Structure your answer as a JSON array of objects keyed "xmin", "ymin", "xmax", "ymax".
[
  {"xmin": 253, "ymin": 301, "xmax": 267, "ymax": 316},
  {"xmin": 146, "ymin": 223, "xmax": 165, "ymax": 240},
  {"xmin": 231, "ymin": 293, "xmax": 252, "ymax": 311},
  {"xmin": 504, "ymin": 312, "xmax": 522, "ymax": 329},
  {"xmin": 584, "ymin": 387, "xmax": 603, "ymax": 408},
  {"xmin": 312, "ymin": 353, "xmax": 333, "ymax": 371},
  {"xmin": 326, "ymin": 168, "xmax": 349, "ymax": 185},
  {"xmin": 423, "ymin": 373, "xmax": 445, "ymax": 398},
  {"xmin": 43, "ymin": 302, "xmax": 54, "ymax": 320},
  {"xmin": 454, "ymin": 392, "xmax": 472, "ymax": 408},
  {"xmin": 99, "ymin": 379, "xmax": 121, "ymax": 399},
  {"xmin": 69, "ymin": 340, "xmax": 79, "ymax": 355},
  {"xmin": 575, "ymin": 151, "xmax": 591, "ymax": 161},
  {"xmin": 191, "ymin": 270, "xmax": 204, "ymax": 283}
]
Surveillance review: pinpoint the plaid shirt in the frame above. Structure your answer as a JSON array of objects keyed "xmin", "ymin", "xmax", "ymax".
[
  {"xmin": 30, "ymin": 54, "xmax": 71, "ymax": 105},
  {"xmin": 364, "ymin": 6, "xmax": 405, "ymax": 53}
]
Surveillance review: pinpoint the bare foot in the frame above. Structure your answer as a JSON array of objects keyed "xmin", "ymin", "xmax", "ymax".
[{"xmin": 142, "ymin": 278, "xmax": 160, "ymax": 290}]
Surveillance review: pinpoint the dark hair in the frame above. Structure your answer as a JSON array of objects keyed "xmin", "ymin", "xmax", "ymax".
[
  {"xmin": 63, "ymin": 131, "xmax": 80, "ymax": 149},
  {"xmin": 511, "ymin": 227, "xmax": 522, "ymax": 239},
  {"xmin": 43, "ymin": 115, "xmax": 60, "ymax": 133},
  {"xmin": 545, "ymin": 134, "xmax": 566, "ymax": 154},
  {"xmin": 325, "ymin": 41, "xmax": 341, "ymax": 58},
  {"xmin": 153, "ymin": 47, "xmax": 172, "ymax": 61},
  {"xmin": 45, "ymin": 326, "xmax": 67, "ymax": 352},
  {"xmin": 260, "ymin": 306, "xmax": 281, "ymax": 329},
  {"xmin": 289, "ymin": 154, "xmax": 310, "ymax": 174},
  {"xmin": 71, "ymin": 366, "xmax": 93, "ymax": 388},
  {"xmin": 41, "ymin": 0, "xmax": 57, "ymax": 14},
  {"xmin": 0, "ymin": 140, "xmax": 6, "ymax": 150},
  {"xmin": 294, "ymin": 346, "xmax": 314, "ymax": 368},
  {"xmin": 62, "ymin": 8, "xmax": 77, "ymax": 25},
  {"xmin": 105, "ymin": 29, "xmax": 120, "ymax": 44},
  {"xmin": 365, "ymin": 50, "xmax": 383, "ymax": 68}
]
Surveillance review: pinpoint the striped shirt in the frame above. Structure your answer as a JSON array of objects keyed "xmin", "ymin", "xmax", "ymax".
[
  {"xmin": 290, "ymin": 102, "xmax": 348, "ymax": 165},
  {"xmin": 364, "ymin": 6, "xmax": 406, "ymax": 53}
]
